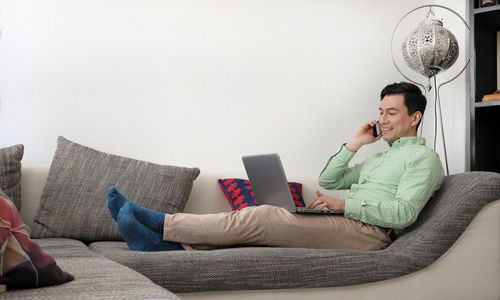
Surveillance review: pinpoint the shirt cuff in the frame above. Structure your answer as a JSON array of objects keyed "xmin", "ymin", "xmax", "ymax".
[{"xmin": 344, "ymin": 192, "xmax": 362, "ymax": 220}]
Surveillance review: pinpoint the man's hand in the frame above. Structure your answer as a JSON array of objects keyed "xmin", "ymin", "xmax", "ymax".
[
  {"xmin": 345, "ymin": 120, "xmax": 383, "ymax": 152},
  {"xmin": 307, "ymin": 190, "xmax": 345, "ymax": 212}
]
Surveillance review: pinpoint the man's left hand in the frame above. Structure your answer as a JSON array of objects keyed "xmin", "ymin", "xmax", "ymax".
[{"xmin": 307, "ymin": 190, "xmax": 345, "ymax": 212}]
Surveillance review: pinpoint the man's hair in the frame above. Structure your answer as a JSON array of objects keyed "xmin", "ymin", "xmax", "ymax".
[{"xmin": 380, "ymin": 82, "xmax": 426, "ymax": 130}]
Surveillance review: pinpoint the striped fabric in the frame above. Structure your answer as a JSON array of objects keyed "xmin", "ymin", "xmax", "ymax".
[
  {"xmin": 0, "ymin": 144, "xmax": 23, "ymax": 210},
  {"xmin": 30, "ymin": 137, "xmax": 200, "ymax": 242}
]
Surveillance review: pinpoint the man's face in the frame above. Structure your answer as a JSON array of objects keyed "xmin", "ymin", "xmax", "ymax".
[{"xmin": 379, "ymin": 94, "xmax": 419, "ymax": 145}]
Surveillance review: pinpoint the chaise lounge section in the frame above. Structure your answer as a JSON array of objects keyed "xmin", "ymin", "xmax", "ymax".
[{"xmin": 89, "ymin": 171, "xmax": 500, "ymax": 294}]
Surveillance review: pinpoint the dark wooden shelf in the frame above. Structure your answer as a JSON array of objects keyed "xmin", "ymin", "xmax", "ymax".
[{"xmin": 470, "ymin": 0, "xmax": 500, "ymax": 173}]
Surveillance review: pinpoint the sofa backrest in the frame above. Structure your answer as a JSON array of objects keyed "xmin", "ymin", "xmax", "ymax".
[
  {"xmin": 20, "ymin": 165, "xmax": 345, "ymax": 225},
  {"xmin": 387, "ymin": 171, "xmax": 500, "ymax": 269},
  {"xmin": 183, "ymin": 171, "xmax": 346, "ymax": 214},
  {"xmin": 23, "ymin": 164, "xmax": 498, "ymax": 256},
  {"xmin": 20, "ymin": 166, "xmax": 49, "ymax": 226}
]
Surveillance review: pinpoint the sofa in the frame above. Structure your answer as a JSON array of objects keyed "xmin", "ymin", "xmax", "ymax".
[{"xmin": 2, "ymin": 138, "xmax": 500, "ymax": 299}]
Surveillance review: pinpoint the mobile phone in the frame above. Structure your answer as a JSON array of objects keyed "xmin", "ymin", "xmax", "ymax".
[{"xmin": 372, "ymin": 122, "xmax": 382, "ymax": 137}]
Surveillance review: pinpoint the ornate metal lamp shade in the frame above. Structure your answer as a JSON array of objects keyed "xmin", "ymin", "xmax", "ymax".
[{"xmin": 402, "ymin": 19, "xmax": 459, "ymax": 78}]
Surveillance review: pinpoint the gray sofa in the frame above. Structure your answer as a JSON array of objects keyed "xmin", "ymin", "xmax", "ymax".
[
  {"xmin": 2, "ymin": 139, "xmax": 500, "ymax": 299},
  {"xmin": 13, "ymin": 166, "xmax": 500, "ymax": 299}
]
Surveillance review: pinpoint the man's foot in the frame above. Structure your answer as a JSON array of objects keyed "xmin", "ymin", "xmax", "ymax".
[
  {"xmin": 116, "ymin": 202, "xmax": 184, "ymax": 252},
  {"xmin": 107, "ymin": 186, "xmax": 129, "ymax": 221},
  {"xmin": 129, "ymin": 201, "xmax": 165, "ymax": 234},
  {"xmin": 107, "ymin": 186, "xmax": 165, "ymax": 234}
]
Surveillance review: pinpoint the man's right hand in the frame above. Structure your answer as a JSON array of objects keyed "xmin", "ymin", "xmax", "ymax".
[{"xmin": 345, "ymin": 120, "xmax": 383, "ymax": 152}]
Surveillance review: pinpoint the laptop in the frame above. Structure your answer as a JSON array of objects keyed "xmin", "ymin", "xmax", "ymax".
[{"xmin": 242, "ymin": 153, "xmax": 344, "ymax": 215}]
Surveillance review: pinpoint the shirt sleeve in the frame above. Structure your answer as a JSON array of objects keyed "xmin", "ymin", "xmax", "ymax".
[
  {"xmin": 344, "ymin": 151, "xmax": 445, "ymax": 230},
  {"xmin": 318, "ymin": 144, "xmax": 363, "ymax": 190}
]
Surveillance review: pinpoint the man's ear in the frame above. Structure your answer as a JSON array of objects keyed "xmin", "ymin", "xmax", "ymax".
[{"xmin": 412, "ymin": 111, "xmax": 422, "ymax": 127}]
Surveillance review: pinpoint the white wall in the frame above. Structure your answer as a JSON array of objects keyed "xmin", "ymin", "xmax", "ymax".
[{"xmin": 0, "ymin": 0, "xmax": 468, "ymax": 177}]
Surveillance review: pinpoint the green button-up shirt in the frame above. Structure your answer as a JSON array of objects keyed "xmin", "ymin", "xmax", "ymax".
[{"xmin": 319, "ymin": 137, "xmax": 444, "ymax": 234}]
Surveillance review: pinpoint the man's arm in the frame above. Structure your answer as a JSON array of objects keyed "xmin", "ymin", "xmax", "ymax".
[
  {"xmin": 318, "ymin": 120, "xmax": 382, "ymax": 190},
  {"xmin": 312, "ymin": 120, "xmax": 383, "ymax": 211},
  {"xmin": 318, "ymin": 145, "xmax": 361, "ymax": 190},
  {"xmin": 344, "ymin": 151, "xmax": 444, "ymax": 230},
  {"xmin": 345, "ymin": 120, "xmax": 382, "ymax": 152}
]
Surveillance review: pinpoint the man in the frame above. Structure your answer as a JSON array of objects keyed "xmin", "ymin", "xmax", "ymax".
[
  {"xmin": 108, "ymin": 81, "xmax": 444, "ymax": 252},
  {"xmin": 309, "ymin": 81, "xmax": 444, "ymax": 235}
]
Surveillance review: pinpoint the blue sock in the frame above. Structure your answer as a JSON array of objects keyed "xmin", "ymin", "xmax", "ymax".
[
  {"xmin": 107, "ymin": 186, "xmax": 129, "ymax": 221},
  {"xmin": 128, "ymin": 201, "xmax": 165, "ymax": 235},
  {"xmin": 116, "ymin": 202, "xmax": 184, "ymax": 252},
  {"xmin": 108, "ymin": 186, "xmax": 164, "ymax": 234}
]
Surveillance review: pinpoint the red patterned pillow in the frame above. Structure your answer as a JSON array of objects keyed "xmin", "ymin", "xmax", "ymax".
[{"xmin": 217, "ymin": 178, "xmax": 306, "ymax": 211}]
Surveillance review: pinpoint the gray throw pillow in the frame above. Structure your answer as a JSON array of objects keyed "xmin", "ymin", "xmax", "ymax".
[
  {"xmin": 0, "ymin": 144, "xmax": 24, "ymax": 210},
  {"xmin": 30, "ymin": 137, "xmax": 200, "ymax": 242}
]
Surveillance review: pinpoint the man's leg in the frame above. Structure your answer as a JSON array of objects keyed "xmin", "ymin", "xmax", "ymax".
[
  {"xmin": 164, "ymin": 205, "xmax": 393, "ymax": 251},
  {"xmin": 109, "ymin": 188, "xmax": 392, "ymax": 251}
]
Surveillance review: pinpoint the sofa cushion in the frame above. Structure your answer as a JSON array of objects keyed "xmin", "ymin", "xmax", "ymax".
[
  {"xmin": 3, "ymin": 238, "xmax": 180, "ymax": 299},
  {"xmin": 30, "ymin": 137, "xmax": 200, "ymax": 243},
  {"xmin": 90, "ymin": 172, "xmax": 500, "ymax": 292},
  {"xmin": 217, "ymin": 178, "xmax": 305, "ymax": 210},
  {"xmin": 0, "ymin": 144, "xmax": 23, "ymax": 210}
]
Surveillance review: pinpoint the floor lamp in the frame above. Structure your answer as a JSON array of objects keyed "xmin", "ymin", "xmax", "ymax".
[{"xmin": 391, "ymin": 5, "xmax": 470, "ymax": 175}]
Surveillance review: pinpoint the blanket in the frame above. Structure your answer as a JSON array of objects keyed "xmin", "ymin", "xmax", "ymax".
[{"xmin": 0, "ymin": 193, "xmax": 73, "ymax": 290}]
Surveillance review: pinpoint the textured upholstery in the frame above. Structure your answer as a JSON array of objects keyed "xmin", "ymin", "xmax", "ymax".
[
  {"xmin": 90, "ymin": 172, "xmax": 500, "ymax": 293},
  {"xmin": 3, "ymin": 238, "xmax": 179, "ymax": 299},
  {"xmin": 30, "ymin": 137, "xmax": 200, "ymax": 242},
  {"xmin": 0, "ymin": 144, "xmax": 23, "ymax": 210}
]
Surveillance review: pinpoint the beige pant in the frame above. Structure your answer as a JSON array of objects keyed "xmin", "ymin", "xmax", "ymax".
[{"xmin": 164, "ymin": 205, "xmax": 393, "ymax": 251}]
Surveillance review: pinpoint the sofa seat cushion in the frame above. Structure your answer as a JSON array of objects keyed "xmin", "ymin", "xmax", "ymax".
[
  {"xmin": 90, "ymin": 171, "xmax": 500, "ymax": 293},
  {"xmin": 90, "ymin": 241, "xmax": 401, "ymax": 293},
  {"xmin": 3, "ymin": 238, "xmax": 179, "ymax": 299}
]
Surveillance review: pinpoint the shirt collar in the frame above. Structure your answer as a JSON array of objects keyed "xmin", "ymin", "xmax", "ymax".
[{"xmin": 389, "ymin": 136, "xmax": 426, "ymax": 148}]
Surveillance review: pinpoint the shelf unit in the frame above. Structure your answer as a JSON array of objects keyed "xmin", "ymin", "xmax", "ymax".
[{"xmin": 469, "ymin": 0, "xmax": 500, "ymax": 173}]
